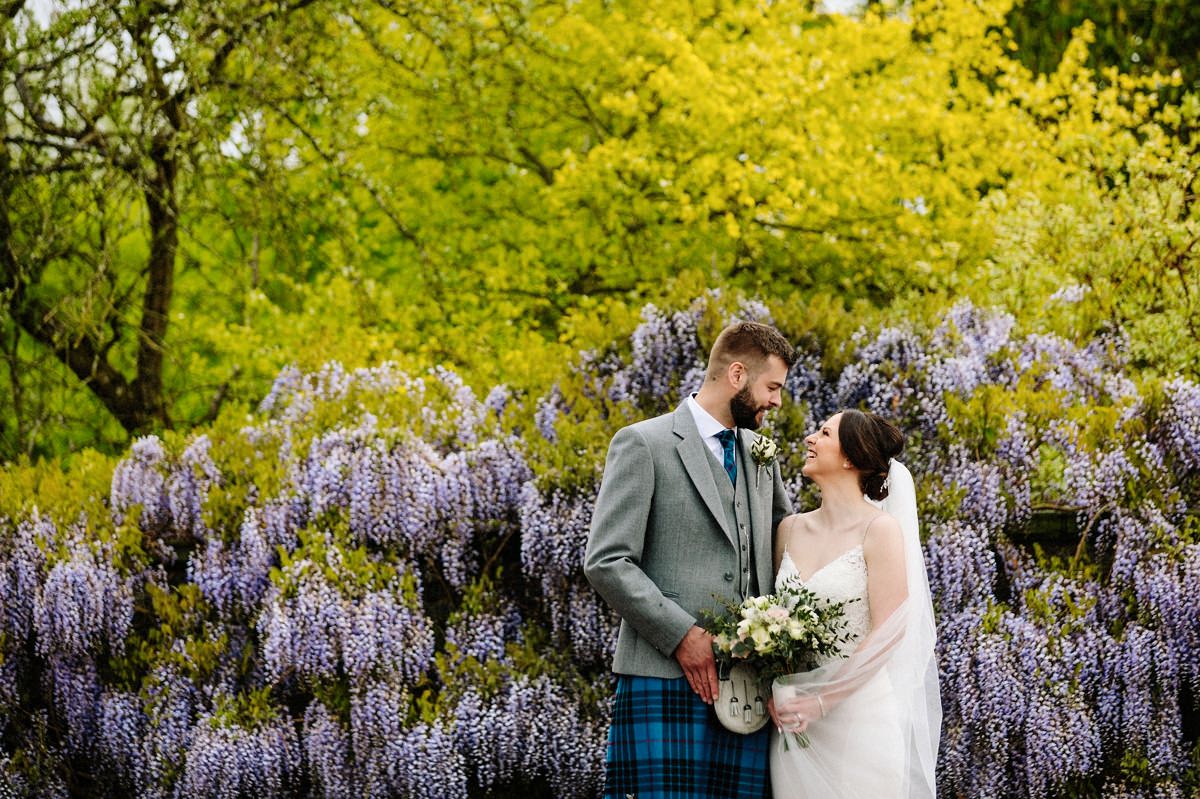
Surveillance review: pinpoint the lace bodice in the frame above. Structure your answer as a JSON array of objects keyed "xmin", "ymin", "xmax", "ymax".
[{"xmin": 776, "ymin": 546, "xmax": 872, "ymax": 663}]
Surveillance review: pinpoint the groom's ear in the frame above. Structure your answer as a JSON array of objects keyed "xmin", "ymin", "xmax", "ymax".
[{"xmin": 727, "ymin": 361, "xmax": 748, "ymax": 388}]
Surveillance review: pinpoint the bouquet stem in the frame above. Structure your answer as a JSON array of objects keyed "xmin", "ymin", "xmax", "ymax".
[{"xmin": 781, "ymin": 730, "xmax": 810, "ymax": 750}]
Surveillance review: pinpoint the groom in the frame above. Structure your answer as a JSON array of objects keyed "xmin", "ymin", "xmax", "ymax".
[{"xmin": 585, "ymin": 321, "xmax": 796, "ymax": 799}]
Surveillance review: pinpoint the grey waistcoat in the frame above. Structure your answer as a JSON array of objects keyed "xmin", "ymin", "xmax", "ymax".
[{"xmin": 704, "ymin": 437, "xmax": 759, "ymax": 599}]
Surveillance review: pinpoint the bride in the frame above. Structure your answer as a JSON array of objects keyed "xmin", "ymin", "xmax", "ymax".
[{"xmin": 769, "ymin": 409, "xmax": 940, "ymax": 798}]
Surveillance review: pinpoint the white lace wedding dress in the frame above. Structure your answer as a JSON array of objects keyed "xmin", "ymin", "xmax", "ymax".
[{"xmin": 770, "ymin": 546, "xmax": 905, "ymax": 798}]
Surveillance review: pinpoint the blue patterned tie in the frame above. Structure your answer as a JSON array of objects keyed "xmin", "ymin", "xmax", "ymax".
[{"xmin": 716, "ymin": 429, "xmax": 737, "ymax": 486}]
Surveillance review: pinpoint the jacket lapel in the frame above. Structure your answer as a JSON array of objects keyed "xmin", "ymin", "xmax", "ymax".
[
  {"xmin": 673, "ymin": 404, "xmax": 734, "ymax": 543},
  {"xmin": 740, "ymin": 429, "xmax": 775, "ymax": 589},
  {"xmin": 738, "ymin": 430, "xmax": 766, "ymax": 529}
]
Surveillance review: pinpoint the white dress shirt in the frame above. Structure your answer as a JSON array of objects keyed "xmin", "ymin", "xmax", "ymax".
[{"xmin": 686, "ymin": 395, "xmax": 734, "ymax": 462}]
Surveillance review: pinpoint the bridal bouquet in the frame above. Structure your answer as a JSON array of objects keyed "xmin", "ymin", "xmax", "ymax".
[{"xmin": 703, "ymin": 578, "xmax": 857, "ymax": 746}]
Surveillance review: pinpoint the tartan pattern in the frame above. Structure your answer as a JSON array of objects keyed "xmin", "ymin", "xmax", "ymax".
[{"xmin": 603, "ymin": 675, "xmax": 771, "ymax": 799}]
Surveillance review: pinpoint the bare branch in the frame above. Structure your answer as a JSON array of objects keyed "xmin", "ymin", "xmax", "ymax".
[
  {"xmin": 197, "ymin": 367, "xmax": 240, "ymax": 425},
  {"xmin": 12, "ymin": 74, "xmax": 85, "ymax": 139}
]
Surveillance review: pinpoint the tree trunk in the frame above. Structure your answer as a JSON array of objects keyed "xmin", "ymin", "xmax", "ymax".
[{"xmin": 134, "ymin": 141, "xmax": 178, "ymax": 431}]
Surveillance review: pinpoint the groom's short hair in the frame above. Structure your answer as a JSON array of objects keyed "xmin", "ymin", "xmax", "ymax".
[{"xmin": 706, "ymin": 321, "xmax": 796, "ymax": 381}]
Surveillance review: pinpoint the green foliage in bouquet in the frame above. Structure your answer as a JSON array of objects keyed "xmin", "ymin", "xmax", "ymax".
[{"xmin": 703, "ymin": 583, "xmax": 858, "ymax": 684}]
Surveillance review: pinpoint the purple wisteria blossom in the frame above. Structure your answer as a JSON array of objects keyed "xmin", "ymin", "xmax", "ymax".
[
  {"xmin": 303, "ymin": 701, "xmax": 356, "ymax": 799},
  {"xmin": 141, "ymin": 662, "xmax": 200, "ymax": 790},
  {"xmin": 347, "ymin": 433, "xmax": 529, "ymax": 590},
  {"xmin": 34, "ymin": 536, "xmax": 133, "ymax": 660},
  {"xmin": 484, "ymin": 384, "xmax": 512, "ymax": 416},
  {"xmin": 519, "ymin": 483, "xmax": 618, "ymax": 664},
  {"xmin": 110, "ymin": 435, "xmax": 172, "ymax": 533},
  {"xmin": 95, "ymin": 690, "xmax": 147, "ymax": 788},
  {"xmin": 46, "ymin": 654, "xmax": 102, "ymax": 754},
  {"xmin": 3, "ymin": 297, "xmax": 1198, "ymax": 796},
  {"xmin": 0, "ymin": 513, "xmax": 49, "ymax": 649},
  {"xmin": 608, "ymin": 303, "xmax": 706, "ymax": 405},
  {"xmin": 444, "ymin": 594, "xmax": 522, "ymax": 665},
  {"xmin": 190, "ymin": 506, "xmax": 284, "ymax": 617},
  {"xmin": 924, "ymin": 521, "xmax": 997, "ymax": 615},
  {"xmin": 342, "ymin": 579, "xmax": 435, "ymax": 685},
  {"xmin": 258, "ymin": 558, "xmax": 348, "ymax": 685},
  {"xmin": 178, "ymin": 712, "xmax": 302, "ymax": 798},
  {"xmin": 350, "ymin": 679, "xmax": 467, "ymax": 799},
  {"xmin": 1157, "ymin": 377, "xmax": 1200, "ymax": 475},
  {"xmin": 167, "ymin": 435, "xmax": 223, "ymax": 540},
  {"xmin": 534, "ymin": 386, "xmax": 565, "ymax": 443},
  {"xmin": 451, "ymin": 675, "xmax": 608, "ymax": 798}
]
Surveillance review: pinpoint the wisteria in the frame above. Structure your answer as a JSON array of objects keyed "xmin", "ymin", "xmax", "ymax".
[
  {"xmin": 444, "ymin": 598, "xmax": 521, "ymax": 664},
  {"xmin": 141, "ymin": 662, "xmax": 201, "ymax": 791},
  {"xmin": 177, "ymin": 711, "xmax": 302, "ymax": 798},
  {"xmin": 1159, "ymin": 377, "xmax": 1200, "ymax": 475},
  {"xmin": 924, "ymin": 521, "xmax": 997, "ymax": 615},
  {"xmin": 302, "ymin": 701, "xmax": 355, "ymax": 799},
  {"xmin": 519, "ymin": 483, "xmax": 617, "ymax": 664},
  {"xmin": 34, "ymin": 534, "xmax": 133, "ymax": 661},
  {"xmin": 258, "ymin": 557, "xmax": 350, "ymax": 685},
  {"xmin": 581, "ymin": 291, "xmax": 774, "ymax": 409},
  {"xmin": 110, "ymin": 435, "xmax": 172, "ymax": 534},
  {"xmin": 167, "ymin": 435, "xmax": 223, "ymax": 541},
  {"xmin": 607, "ymin": 303, "xmax": 706, "ymax": 404},
  {"xmin": 95, "ymin": 690, "xmax": 147, "ymax": 788},
  {"xmin": 342, "ymin": 579, "xmax": 436, "ymax": 685},
  {"xmin": 451, "ymin": 675, "xmax": 609, "ymax": 798},
  {"xmin": 0, "ymin": 514, "xmax": 48, "ymax": 649},
  {"xmin": 348, "ymin": 678, "xmax": 468, "ymax": 799},
  {"xmin": 0, "ymin": 297, "xmax": 1197, "ymax": 797}
]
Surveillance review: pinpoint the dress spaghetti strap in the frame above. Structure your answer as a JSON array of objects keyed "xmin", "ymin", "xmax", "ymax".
[{"xmin": 861, "ymin": 513, "xmax": 888, "ymax": 544}]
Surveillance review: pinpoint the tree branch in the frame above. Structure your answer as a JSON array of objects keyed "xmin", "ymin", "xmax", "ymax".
[
  {"xmin": 270, "ymin": 103, "xmax": 426, "ymax": 251},
  {"xmin": 197, "ymin": 367, "xmax": 240, "ymax": 425}
]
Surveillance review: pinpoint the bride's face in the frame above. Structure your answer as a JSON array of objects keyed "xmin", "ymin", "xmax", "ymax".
[{"xmin": 802, "ymin": 413, "xmax": 845, "ymax": 478}]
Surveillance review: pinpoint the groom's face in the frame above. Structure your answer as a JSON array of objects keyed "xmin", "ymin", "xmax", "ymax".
[{"xmin": 729, "ymin": 355, "xmax": 789, "ymax": 429}]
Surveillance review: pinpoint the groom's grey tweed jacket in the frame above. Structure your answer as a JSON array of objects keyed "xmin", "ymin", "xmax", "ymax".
[{"xmin": 584, "ymin": 401, "xmax": 793, "ymax": 678}]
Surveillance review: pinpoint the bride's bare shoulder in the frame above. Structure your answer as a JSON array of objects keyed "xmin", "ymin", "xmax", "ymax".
[
  {"xmin": 778, "ymin": 510, "xmax": 820, "ymax": 538},
  {"xmin": 862, "ymin": 512, "xmax": 904, "ymax": 557}
]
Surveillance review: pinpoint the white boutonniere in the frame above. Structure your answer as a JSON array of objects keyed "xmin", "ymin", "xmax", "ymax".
[{"xmin": 750, "ymin": 435, "xmax": 779, "ymax": 489}]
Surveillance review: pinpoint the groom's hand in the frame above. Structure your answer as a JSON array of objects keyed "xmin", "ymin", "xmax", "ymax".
[{"xmin": 674, "ymin": 625, "xmax": 719, "ymax": 704}]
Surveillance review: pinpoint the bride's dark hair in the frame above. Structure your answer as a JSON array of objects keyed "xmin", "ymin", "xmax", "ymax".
[{"xmin": 838, "ymin": 409, "xmax": 905, "ymax": 500}]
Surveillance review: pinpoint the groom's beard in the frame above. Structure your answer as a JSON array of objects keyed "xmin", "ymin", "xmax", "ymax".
[{"xmin": 730, "ymin": 385, "xmax": 764, "ymax": 429}]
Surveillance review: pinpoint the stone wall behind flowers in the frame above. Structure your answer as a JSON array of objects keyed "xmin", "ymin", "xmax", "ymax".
[{"xmin": 0, "ymin": 293, "xmax": 1196, "ymax": 798}]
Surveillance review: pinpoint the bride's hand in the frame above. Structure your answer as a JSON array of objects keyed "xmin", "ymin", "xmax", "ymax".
[
  {"xmin": 773, "ymin": 695, "xmax": 821, "ymax": 731},
  {"xmin": 768, "ymin": 697, "xmax": 809, "ymax": 732},
  {"xmin": 767, "ymin": 697, "xmax": 782, "ymax": 730}
]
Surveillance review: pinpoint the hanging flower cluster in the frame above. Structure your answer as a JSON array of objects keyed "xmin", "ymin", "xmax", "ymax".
[{"xmin": 0, "ymin": 297, "xmax": 1195, "ymax": 798}]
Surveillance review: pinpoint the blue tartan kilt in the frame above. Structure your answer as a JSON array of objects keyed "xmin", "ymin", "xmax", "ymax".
[{"xmin": 603, "ymin": 674, "xmax": 771, "ymax": 799}]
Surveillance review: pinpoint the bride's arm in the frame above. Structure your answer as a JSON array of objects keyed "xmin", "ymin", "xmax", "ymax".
[{"xmin": 864, "ymin": 515, "xmax": 908, "ymax": 622}]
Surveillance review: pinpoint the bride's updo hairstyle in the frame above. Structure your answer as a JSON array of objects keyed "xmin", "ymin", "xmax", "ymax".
[{"xmin": 838, "ymin": 409, "xmax": 905, "ymax": 500}]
